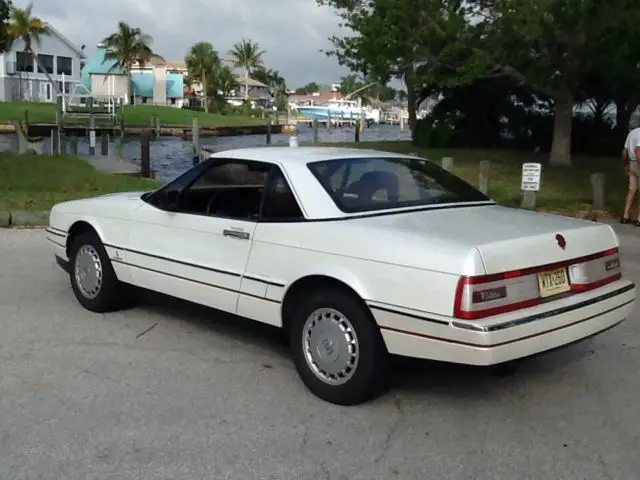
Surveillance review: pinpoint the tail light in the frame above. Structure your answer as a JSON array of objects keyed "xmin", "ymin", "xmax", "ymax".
[{"xmin": 454, "ymin": 248, "xmax": 622, "ymax": 320}]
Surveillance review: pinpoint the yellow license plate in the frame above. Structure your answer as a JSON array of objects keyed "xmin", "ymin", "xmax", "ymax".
[{"xmin": 538, "ymin": 267, "xmax": 570, "ymax": 298}]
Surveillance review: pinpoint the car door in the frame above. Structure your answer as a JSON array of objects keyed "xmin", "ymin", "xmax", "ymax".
[{"xmin": 125, "ymin": 158, "xmax": 272, "ymax": 315}]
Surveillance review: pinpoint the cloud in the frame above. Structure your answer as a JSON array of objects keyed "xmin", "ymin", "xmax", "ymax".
[{"xmin": 20, "ymin": 0, "xmax": 353, "ymax": 87}]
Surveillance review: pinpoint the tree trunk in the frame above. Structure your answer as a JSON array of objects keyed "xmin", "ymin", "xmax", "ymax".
[
  {"xmin": 403, "ymin": 68, "xmax": 418, "ymax": 133},
  {"xmin": 30, "ymin": 47, "xmax": 62, "ymax": 100},
  {"xmin": 549, "ymin": 88, "xmax": 574, "ymax": 166},
  {"xmin": 202, "ymin": 70, "xmax": 208, "ymax": 113},
  {"xmin": 244, "ymin": 69, "xmax": 249, "ymax": 101}
]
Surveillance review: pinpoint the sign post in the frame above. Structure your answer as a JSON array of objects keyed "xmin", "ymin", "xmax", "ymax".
[{"xmin": 520, "ymin": 162, "xmax": 542, "ymax": 210}]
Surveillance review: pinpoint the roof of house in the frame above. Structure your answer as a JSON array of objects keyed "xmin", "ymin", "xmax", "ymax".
[
  {"xmin": 236, "ymin": 76, "xmax": 267, "ymax": 88},
  {"xmin": 40, "ymin": 22, "xmax": 88, "ymax": 58}
]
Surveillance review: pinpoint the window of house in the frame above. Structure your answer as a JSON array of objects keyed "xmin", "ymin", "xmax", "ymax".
[
  {"xmin": 16, "ymin": 51, "xmax": 33, "ymax": 72},
  {"xmin": 170, "ymin": 98, "xmax": 176, "ymax": 105},
  {"xmin": 37, "ymin": 54, "xmax": 54, "ymax": 74},
  {"xmin": 56, "ymin": 56, "xmax": 72, "ymax": 75}
]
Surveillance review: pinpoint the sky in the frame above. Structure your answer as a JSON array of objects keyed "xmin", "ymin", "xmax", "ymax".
[{"xmin": 19, "ymin": 0, "xmax": 354, "ymax": 88}]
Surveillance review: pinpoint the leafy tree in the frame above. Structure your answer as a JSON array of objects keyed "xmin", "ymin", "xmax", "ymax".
[
  {"xmin": 6, "ymin": 1, "xmax": 60, "ymax": 98},
  {"xmin": 0, "ymin": 0, "xmax": 13, "ymax": 53},
  {"xmin": 295, "ymin": 82, "xmax": 320, "ymax": 94},
  {"xmin": 101, "ymin": 22, "xmax": 157, "ymax": 104},
  {"xmin": 185, "ymin": 41, "xmax": 220, "ymax": 112},
  {"xmin": 252, "ymin": 66, "xmax": 288, "ymax": 109},
  {"xmin": 228, "ymin": 39, "xmax": 265, "ymax": 100},
  {"xmin": 317, "ymin": 0, "xmax": 640, "ymax": 165}
]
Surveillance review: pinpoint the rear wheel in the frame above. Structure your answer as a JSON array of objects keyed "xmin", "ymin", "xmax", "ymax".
[
  {"xmin": 69, "ymin": 231, "xmax": 128, "ymax": 312},
  {"xmin": 289, "ymin": 288, "xmax": 390, "ymax": 405}
]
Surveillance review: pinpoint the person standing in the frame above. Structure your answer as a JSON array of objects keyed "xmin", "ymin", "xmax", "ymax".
[{"xmin": 621, "ymin": 117, "xmax": 640, "ymax": 224}]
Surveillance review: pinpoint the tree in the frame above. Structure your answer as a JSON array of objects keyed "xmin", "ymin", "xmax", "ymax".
[
  {"xmin": 228, "ymin": 39, "xmax": 265, "ymax": 101},
  {"xmin": 295, "ymin": 82, "xmax": 320, "ymax": 94},
  {"xmin": 6, "ymin": 1, "xmax": 60, "ymax": 98},
  {"xmin": 185, "ymin": 41, "xmax": 220, "ymax": 112},
  {"xmin": 0, "ymin": 0, "xmax": 13, "ymax": 53},
  {"xmin": 101, "ymin": 22, "xmax": 157, "ymax": 104},
  {"xmin": 252, "ymin": 66, "xmax": 288, "ymax": 109},
  {"xmin": 317, "ymin": 0, "xmax": 640, "ymax": 165}
]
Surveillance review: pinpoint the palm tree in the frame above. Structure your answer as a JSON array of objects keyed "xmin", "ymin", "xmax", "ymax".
[
  {"xmin": 100, "ymin": 22, "xmax": 157, "ymax": 104},
  {"xmin": 185, "ymin": 41, "xmax": 220, "ymax": 112},
  {"xmin": 228, "ymin": 39, "xmax": 265, "ymax": 101},
  {"xmin": 5, "ymin": 2, "xmax": 60, "ymax": 100}
]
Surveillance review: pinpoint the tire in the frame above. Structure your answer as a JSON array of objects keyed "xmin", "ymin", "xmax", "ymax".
[
  {"xmin": 289, "ymin": 288, "xmax": 390, "ymax": 405},
  {"xmin": 68, "ymin": 231, "xmax": 127, "ymax": 313}
]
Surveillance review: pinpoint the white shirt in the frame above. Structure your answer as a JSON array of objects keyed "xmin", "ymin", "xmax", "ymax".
[{"xmin": 625, "ymin": 127, "xmax": 640, "ymax": 162}]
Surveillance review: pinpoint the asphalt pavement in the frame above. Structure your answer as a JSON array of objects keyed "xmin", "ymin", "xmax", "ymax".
[{"xmin": 1, "ymin": 224, "xmax": 640, "ymax": 480}]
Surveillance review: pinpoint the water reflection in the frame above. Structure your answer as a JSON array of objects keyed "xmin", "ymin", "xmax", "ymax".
[{"xmin": 0, "ymin": 123, "xmax": 410, "ymax": 182}]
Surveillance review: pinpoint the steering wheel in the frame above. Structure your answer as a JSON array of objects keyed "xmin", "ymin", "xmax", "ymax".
[{"xmin": 205, "ymin": 192, "xmax": 222, "ymax": 216}]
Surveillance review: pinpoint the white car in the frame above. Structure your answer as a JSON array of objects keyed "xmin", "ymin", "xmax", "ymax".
[{"xmin": 46, "ymin": 146, "xmax": 636, "ymax": 405}]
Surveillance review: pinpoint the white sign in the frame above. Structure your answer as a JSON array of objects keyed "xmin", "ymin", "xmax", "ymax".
[
  {"xmin": 289, "ymin": 135, "xmax": 299, "ymax": 148},
  {"xmin": 521, "ymin": 162, "xmax": 542, "ymax": 192},
  {"xmin": 89, "ymin": 130, "xmax": 96, "ymax": 148}
]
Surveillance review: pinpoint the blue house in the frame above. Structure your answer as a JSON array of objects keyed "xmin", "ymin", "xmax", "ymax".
[{"xmin": 80, "ymin": 45, "xmax": 185, "ymax": 107}]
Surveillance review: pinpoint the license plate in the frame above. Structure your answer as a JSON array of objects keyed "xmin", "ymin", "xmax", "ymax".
[{"xmin": 538, "ymin": 267, "xmax": 570, "ymax": 298}]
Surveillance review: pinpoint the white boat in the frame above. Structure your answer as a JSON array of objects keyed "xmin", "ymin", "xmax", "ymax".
[{"xmin": 293, "ymin": 99, "xmax": 380, "ymax": 123}]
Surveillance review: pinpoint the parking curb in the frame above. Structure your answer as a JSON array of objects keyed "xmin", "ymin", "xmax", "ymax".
[{"xmin": 2, "ymin": 210, "xmax": 50, "ymax": 227}]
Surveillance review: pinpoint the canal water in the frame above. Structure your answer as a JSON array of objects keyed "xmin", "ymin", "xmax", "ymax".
[{"xmin": 0, "ymin": 123, "xmax": 410, "ymax": 182}]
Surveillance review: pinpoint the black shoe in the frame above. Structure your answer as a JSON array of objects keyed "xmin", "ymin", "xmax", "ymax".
[{"xmin": 621, "ymin": 217, "xmax": 632, "ymax": 224}]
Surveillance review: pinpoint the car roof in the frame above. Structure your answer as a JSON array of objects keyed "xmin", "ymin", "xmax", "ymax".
[
  {"xmin": 206, "ymin": 146, "xmax": 421, "ymax": 220},
  {"xmin": 208, "ymin": 146, "xmax": 415, "ymax": 167}
]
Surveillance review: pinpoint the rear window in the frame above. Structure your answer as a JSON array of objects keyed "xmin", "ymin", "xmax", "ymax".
[{"xmin": 307, "ymin": 156, "xmax": 490, "ymax": 213}]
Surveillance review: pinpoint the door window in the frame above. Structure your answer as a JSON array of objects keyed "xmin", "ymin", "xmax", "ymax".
[{"xmin": 177, "ymin": 159, "xmax": 271, "ymax": 220}]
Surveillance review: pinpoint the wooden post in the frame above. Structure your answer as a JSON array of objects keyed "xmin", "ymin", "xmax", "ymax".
[
  {"xmin": 50, "ymin": 129, "xmax": 57, "ymax": 155},
  {"xmin": 101, "ymin": 132, "xmax": 109, "ymax": 155},
  {"xmin": 87, "ymin": 97, "xmax": 96, "ymax": 155},
  {"xmin": 23, "ymin": 109, "xmax": 29, "ymax": 125},
  {"xmin": 478, "ymin": 160, "xmax": 490, "ymax": 195},
  {"xmin": 521, "ymin": 191, "xmax": 537, "ymax": 210},
  {"xmin": 118, "ymin": 98, "xmax": 125, "ymax": 135},
  {"xmin": 70, "ymin": 135, "xmax": 78, "ymax": 155},
  {"xmin": 140, "ymin": 131, "xmax": 151, "ymax": 178},
  {"xmin": 192, "ymin": 116, "xmax": 200, "ymax": 157},
  {"xmin": 441, "ymin": 157, "xmax": 454, "ymax": 171},
  {"xmin": 155, "ymin": 115, "xmax": 160, "ymax": 137},
  {"xmin": 60, "ymin": 134, "xmax": 67, "ymax": 154},
  {"xmin": 266, "ymin": 121, "xmax": 272, "ymax": 145},
  {"xmin": 591, "ymin": 173, "xmax": 605, "ymax": 210},
  {"xmin": 354, "ymin": 120, "xmax": 360, "ymax": 142},
  {"xmin": 312, "ymin": 117, "xmax": 318, "ymax": 144},
  {"xmin": 55, "ymin": 95, "xmax": 64, "ymax": 155}
]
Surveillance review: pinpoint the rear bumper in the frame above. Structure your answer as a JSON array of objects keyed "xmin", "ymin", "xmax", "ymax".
[{"xmin": 372, "ymin": 279, "xmax": 636, "ymax": 365}]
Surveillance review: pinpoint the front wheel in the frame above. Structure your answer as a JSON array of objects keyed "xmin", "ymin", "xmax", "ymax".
[
  {"xmin": 289, "ymin": 289, "xmax": 390, "ymax": 405},
  {"xmin": 69, "ymin": 231, "xmax": 128, "ymax": 313}
]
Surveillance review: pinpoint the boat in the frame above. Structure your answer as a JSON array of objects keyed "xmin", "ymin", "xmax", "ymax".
[{"xmin": 293, "ymin": 99, "xmax": 380, "ymax": 123}]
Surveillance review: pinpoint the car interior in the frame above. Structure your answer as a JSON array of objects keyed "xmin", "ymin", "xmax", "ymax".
[{"xmin": 165, "ymin": 162, "xmax": 304, "ymax": 221}]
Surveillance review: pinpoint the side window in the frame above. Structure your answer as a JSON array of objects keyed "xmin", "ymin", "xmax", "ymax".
[
  {"xmin": 261, "ymin": 168, "xmax": 304, "ymax": 221},
  {"xmin": 178, "ymin": 160, "xmax": 271, "ymax": 219}
]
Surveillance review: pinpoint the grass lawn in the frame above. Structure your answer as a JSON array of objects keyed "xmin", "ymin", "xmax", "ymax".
[
  {"xmin": 0, "ymin": 102, "xmax": 264, "ymax": 127},
  {"xmin": 0, "ymin": 152, "xmax": 161, "ymax": 211},
  {"xmin": 320, "ymin": 140, "xmax": 627, "ymax": 218}
]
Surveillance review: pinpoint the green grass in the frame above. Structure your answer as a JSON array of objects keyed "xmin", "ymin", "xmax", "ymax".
[
  {"xmin": 0, "ymin": 101, "xmax": 264, "ymax": 127},
  {"xmin": 319, "ymin": 140, "xmax": 627, "ymax": 218},
  {"xmin": 0, "ymin": 152, "xmax": 161, "ymax": 211}
]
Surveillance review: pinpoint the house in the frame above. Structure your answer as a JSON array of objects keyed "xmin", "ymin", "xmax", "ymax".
[
  {"xmin": 79, "ymin": 45, "xmax": 185, "ymax": 107},
  {"xmin": 226, "ymin": 76, "xmax": 271, "ymax": 108},
  {"xmin": 0, "ymin": 22, "xmax": 87, "ymax": 102}
]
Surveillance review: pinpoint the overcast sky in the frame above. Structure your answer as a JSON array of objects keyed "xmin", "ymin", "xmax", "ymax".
[{"xmin": 21, "ymin": 0, "xmax": 354, "ymax": 88}]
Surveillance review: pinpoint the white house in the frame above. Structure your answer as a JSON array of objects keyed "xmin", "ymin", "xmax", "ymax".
[{"xmin": 0, "ymin": 22, "xmax": 87, "ymax": 103}]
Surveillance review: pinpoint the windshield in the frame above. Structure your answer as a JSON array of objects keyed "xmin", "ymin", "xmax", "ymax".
[{"xmin": 307, "ymin": 156, "xmax": 490, "ymax": 213}]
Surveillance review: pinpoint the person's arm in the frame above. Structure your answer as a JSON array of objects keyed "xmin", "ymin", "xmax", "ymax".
[{"xmin": 623, "ymin": 147, "xmax": 629, "ymax": 171}]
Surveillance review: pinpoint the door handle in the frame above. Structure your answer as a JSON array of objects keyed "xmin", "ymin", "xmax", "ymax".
[{"xmin": 223, "ymin": 229, "xmax": 250, "ymax": 240}]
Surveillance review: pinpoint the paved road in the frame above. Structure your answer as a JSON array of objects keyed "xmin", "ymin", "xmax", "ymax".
[{"xmin": 1, "ymin": 224, "xmax": 640, "ymax": 480}]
